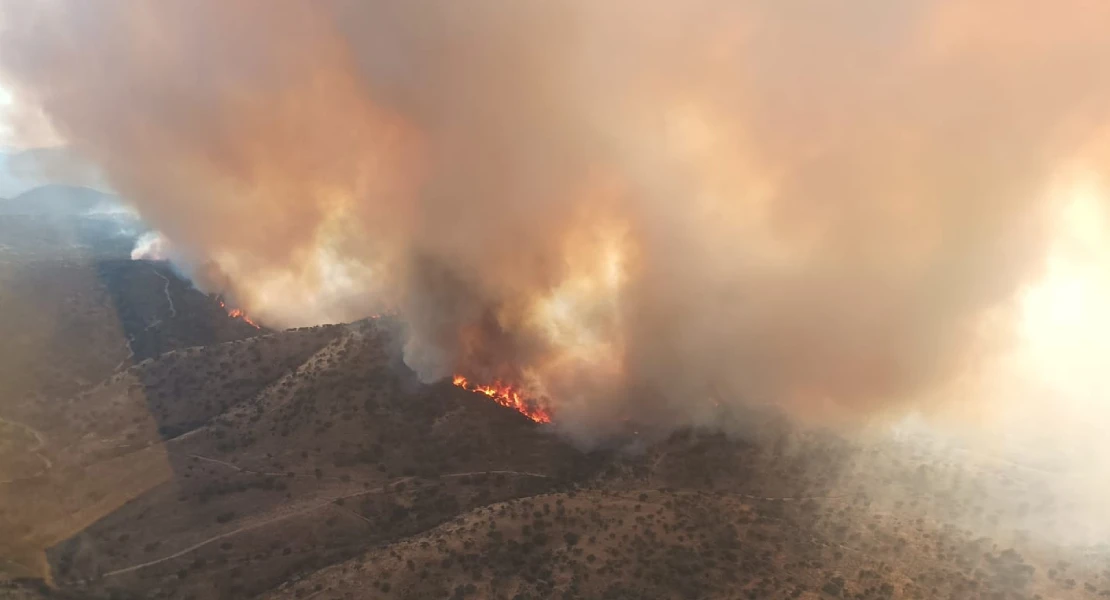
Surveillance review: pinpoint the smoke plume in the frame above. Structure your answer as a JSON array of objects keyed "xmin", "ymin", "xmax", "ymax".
[{"xmin": 3, "ymin": 0, "xmax": 1110, "ymax": 437}]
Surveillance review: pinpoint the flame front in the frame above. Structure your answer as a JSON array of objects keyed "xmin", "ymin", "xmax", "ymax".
[
  {"xmin": 218, "ymin": 299, "xmax": 261, "ymax": 329},
  {"xmin": 452, "ymin": 375, "xmax": 553, "ymax": 424}
]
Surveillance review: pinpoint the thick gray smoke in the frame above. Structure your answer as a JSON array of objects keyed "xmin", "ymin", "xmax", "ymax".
[{"xmin": 3, "ymin": 0, "xmax": 1110, "ymax": 437}]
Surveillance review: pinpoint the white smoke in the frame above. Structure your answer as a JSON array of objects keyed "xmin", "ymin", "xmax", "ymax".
[{"xmin": 129, "ymin": 230, "xmax": 172, "ymax": 262}]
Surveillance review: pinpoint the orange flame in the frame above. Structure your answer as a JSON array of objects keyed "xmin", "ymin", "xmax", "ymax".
[
  {"xmin": 451, "ymin": 374, "xmax": 553, "ymax": 424},
  {"xmin": 218, "ymin": 299, "xmax": 261, "ymax": 329}
]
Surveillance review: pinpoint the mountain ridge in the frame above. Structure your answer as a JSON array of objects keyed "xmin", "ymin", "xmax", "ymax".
[{"xmin": 0, "ymin": 185, "xmax": 122, "ymax": 216}]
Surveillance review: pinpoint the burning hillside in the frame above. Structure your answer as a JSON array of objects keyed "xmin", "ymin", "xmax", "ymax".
[
  {"xmin": 218, "ymin": 298, "xmax": 261, "ymax": 329},
  {"xmin": 5, "ymin": 0, "xmax": 1110, "ymax": 449},
  {"xmin": 452, "ymin": 375, "xmax": 552, "ymax": 424}
]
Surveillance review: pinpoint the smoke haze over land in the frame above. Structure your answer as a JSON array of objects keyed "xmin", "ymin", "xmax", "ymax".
[{"xmin": 3, "ymin": 1, "xmax": 1110, "ymax": 445}]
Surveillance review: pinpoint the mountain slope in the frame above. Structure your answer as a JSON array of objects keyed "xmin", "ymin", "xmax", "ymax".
[
  {"xmin": 0, "ymin": 259, "xmax": 265, "ymax": 411},
  {"xmin": 30, "ymin": 321, "xmax": 590, "ymax": 599},
  {"xmin": 0, "ymin": 185, "xmax": 121, "ymax": 216},
  {"xmin": 1, "ymin": 321, "xmax": 1108, "ymax": 599}
]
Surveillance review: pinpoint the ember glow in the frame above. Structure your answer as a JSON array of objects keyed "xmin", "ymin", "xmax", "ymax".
[{"xmin": 452, "ymin": 375, "xmax": 553, "ymax": 424}]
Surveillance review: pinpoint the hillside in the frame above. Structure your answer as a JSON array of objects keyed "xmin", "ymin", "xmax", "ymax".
[
  {"xmin": 0, "ymin": 227, "xmax": 1106, "ymax": 600},
  {"xmin": 0, "ymin": 184, "xmax": 138, "ymax": 266},
  {"xmin": 0, "ymin": 215, "xmax": 139, "ymax": 262},
  {"xmin": 266, "ymin": 429, "xmax": 1110, "ymax": 600},
  {"xmin": 0, "ymin": 185, "xmax": 121, "ymax": 217},
  {"xmin": 35, "ymin": 321, "xmax": 588, "ymax": 599},
  {"xmin": 0, "ymin": 318, "xmax": 1106, "ymax": 599},
  {"xmin": 0, "ymin": 258, "xmax": 265, "ymax": 408},
  {"xmin": 0, "ymin": 325, "xmax": 341, "ymax": 583},
  {"xmin": 0, "ymin": 253, "xmax": 273, "ymax": 584}
]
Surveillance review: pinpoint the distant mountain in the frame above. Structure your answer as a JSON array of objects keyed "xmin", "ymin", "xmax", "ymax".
[
  {"xmin": 0, "ymin": 149, "xmax": 44, "ymax": 198},
  {"xmin": 0, "ymin": 146, "xmax": 109, "ymax": 198},
  {"xmin": 0, "ymin": 184, "xmax": 125, "ymax": 216}
]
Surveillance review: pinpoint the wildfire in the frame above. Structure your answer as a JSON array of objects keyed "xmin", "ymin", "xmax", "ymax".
[
  {"xmin": 218, "ymin": 298, "xmax": 261, "ymax": 329},
  {"xmin": 451, "ymin": 375, "xmax": 553, "ymax": 424}
]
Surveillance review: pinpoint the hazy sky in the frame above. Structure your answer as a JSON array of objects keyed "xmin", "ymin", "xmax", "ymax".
[
  {"xmin": 0, "ymin": 77, "xmax": 62, "ymax": 149},
  {"xmin": 0, "ymin": 79, "xmax": 16, "ymax": 147}
]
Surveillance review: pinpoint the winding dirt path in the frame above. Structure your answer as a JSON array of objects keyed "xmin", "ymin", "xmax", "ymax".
[
  {"xmin": 99, "ymin": 470, "xmax": 551, "ymax": 579},
  {"xmin": 734, "ymin": 492, "xmax": 846, "ymax": 502},
  {"xmin": 151, "ymin": 268, "xmax": 176, "ymax": 318},
  {"xmin": 184, "ymin": 453, "xmax": 283, "ymax": 477},
  {"xmin": 113, "ymin": 334, "xmax": 137, "ymax": 372}
]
